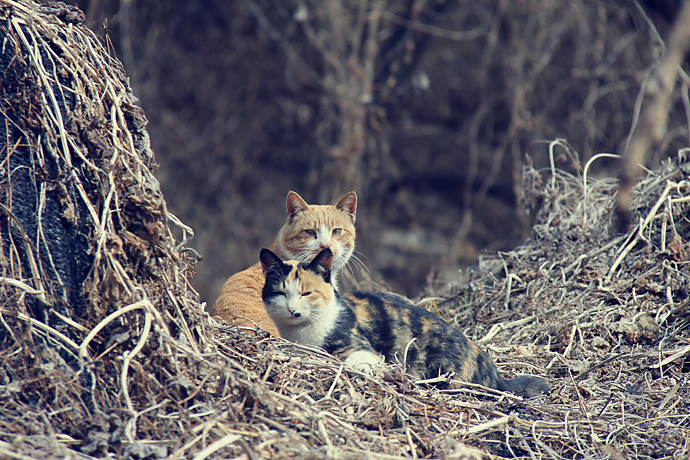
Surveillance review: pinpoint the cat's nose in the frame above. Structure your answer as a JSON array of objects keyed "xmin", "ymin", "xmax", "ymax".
[
  {"xmin": 319, "ymin": 243, "xmax": 331, "ymax": 249},
  {"xmin": 287, "ymin": 307, "xmax": 301, "ymax": 318}
]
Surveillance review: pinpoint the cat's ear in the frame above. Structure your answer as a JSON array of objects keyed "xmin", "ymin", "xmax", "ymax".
[
  {"xmin": 307, "ymin": 248, "xmax": 333, "ymax": 280},
  {"xmin": 260, "ymin": 248, "xmax": 284, "ymax": 276},
  {"xmin": 336, "ymin": 191, "xmax": 357, "ymax": 224},
  {"xmin": 286, "ymin": 191, "xmax": 309, "ymax": 221}
]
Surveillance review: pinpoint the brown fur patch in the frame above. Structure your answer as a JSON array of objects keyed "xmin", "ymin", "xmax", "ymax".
[{"xmin": 354, "ymin": 303, "xmax": 373, "ymax": 325}]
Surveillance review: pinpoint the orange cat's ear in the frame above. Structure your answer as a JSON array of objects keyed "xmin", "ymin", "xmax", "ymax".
[
  {"xmin": 286, "ymin": 191, "xmax": 309, "ymax": 220},
  {"xmin": 336, "ymin": 191, "xmax": 357, "ymax": 224},
  {"xmin": 260, "ymin": 248, "xmax": 283, "ymax": 276}
]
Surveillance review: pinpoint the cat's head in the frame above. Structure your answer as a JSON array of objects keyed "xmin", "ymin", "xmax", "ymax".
[
  {"xmin": 276, "ymin": 191, "xmax": 356, "ymax": 274},
  {"xmin": 260, "ymin": 247, "xmax": 335, "ymax": 326}
]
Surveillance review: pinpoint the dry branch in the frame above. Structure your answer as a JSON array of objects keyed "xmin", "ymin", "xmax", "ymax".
[{"xmin": 616, "ymin": 0, "xmax": 690, "ymax": 231}]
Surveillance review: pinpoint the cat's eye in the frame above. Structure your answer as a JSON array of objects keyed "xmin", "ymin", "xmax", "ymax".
[
  {"xmin": 332, "ymin": 228, "xmax": 342, "ymax": 235},
  {"xmin": 304, "ymin": 229, "xmax": 317, "ymax": 237},
  {"xmin": 276, "ymin": 291, "xmax": 286, "ymax": 297},
  {"xmin": 301, "ymin": 292, "xmax": 312, "ymax": 297}
]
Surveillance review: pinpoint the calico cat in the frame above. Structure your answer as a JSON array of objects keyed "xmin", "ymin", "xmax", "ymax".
[
  {"xmin": 211, "ymin": 191, "xmax": 358, "ymax": 337},
  {"xmin": 260, "ymin": 248, "xmax": 549, "ymax": 398}
]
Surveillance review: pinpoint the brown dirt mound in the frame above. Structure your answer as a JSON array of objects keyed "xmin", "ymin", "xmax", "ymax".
[{"xmin": 1, "ymin": 1, "xmax": 689, "ymax": 459}]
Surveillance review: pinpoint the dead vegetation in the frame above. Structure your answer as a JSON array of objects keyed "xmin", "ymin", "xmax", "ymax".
[{"xmin": 2, "ymin": 1, "xmax": 690, "ymax": 459}]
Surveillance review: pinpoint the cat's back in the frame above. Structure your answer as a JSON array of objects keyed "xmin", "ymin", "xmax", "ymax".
[
  {"xmin": 210, "ymin": 263, "xmax": 280, "ymax": 336},
  {"xmin": 340, "ymin": 291, "xmax": 519, "ymax": 389},
  {"xmin": 342, "ymin": 291, "xmax": 458, "ymax": 343}
]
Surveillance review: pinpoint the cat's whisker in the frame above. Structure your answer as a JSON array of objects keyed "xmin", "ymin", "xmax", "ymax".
[
  {"xmin": 293, "ymin": 255, "xmax": 308, "ymax": 265},
  {"xmin": 352, "ymin": 249, "xmax": 369, "ymax": 260},
  {"xmin": 354, "ymin": 249, "xmax": 369, "ymax": 261},
  {"xmin": 345, "ymin": 263, "xmax": 356, "ymax": 281},
  {"xmin": 296, "ymin": 250, "xmax": 314, "ymax": 263},
  {"xmin": 340, "ymin": 258, "xmax": 357, "ymax": 280},
  {"xmin": 338, "ymin": 265, "xmax": 354, "ymax": 288},
  {"xmin": 350, "ymin": 257, "xmax": 365, "ymax": 271},
  {"xmin": 349, "ymin": 254, "xmax": 370, "ymax": 274}
]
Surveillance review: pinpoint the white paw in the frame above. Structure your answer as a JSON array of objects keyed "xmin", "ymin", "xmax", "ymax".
[{"xmin": 344, "ymin": 350, "xmax": 382, "ymax": 374}]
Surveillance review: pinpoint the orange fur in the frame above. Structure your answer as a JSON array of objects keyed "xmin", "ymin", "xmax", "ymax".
[{"xmin": 210, "ymin": 191, "xmax": 357, "ymax": 336}]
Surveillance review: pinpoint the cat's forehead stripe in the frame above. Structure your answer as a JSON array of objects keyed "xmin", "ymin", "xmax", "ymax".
[
  {"xmin": 280, "ymin": 261, "xmax": 325, "ymax": 285},
  {"xmin": 278, "ymin": 260, "xmax": 299, "ymax": 283},
  {"xmin": 280, "ymin": 264, "xmax": 333, "ymax": 303},
  {"xmin": 294, "ymin": 205, "xmax": 351, "ymax": 229}
]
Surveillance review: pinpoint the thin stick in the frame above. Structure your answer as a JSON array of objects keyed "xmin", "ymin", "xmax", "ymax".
[
  {"xmin": 191, "ymin": 434, "xmax": 242, "ymax": 460},
  {"xmin": 607, "ymin": 180, "xmax": 675, "ymax": 280},
  {"xmin": 616, "ymin": 0, "xmax": 690, "ymax": 229}
]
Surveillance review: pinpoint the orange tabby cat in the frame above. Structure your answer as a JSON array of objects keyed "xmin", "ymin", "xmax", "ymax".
[{"xmin": 210, "ymin": 191, "xmax": 357, "ymax": 336}]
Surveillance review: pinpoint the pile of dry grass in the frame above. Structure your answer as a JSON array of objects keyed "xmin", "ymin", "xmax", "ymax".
[
  {"xmin": 435, "ymin": 141, "xmax": 690, "ymax": 459},
  {"xmin": 1, "ymin": 1, "xmax": 689, "ymax": 459}
]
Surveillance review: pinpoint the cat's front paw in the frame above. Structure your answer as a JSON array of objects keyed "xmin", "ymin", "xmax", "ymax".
[{"xmin": 344, "ymin": 350, "xmax": 382, "ymax": 374}]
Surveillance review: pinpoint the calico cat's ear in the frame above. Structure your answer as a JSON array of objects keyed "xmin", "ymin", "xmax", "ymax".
[
  {"xmin": 336, "ymin": 191, "xmax": 357, "ymax": 224},
  {"xmin": 260, "ymin": 248, "xmax": 284, "ymax": 276},
  {"xmin": 286, "ymin": 191, "xmax": 309, "ymax": 221},
  {"xmin": 307, "ymin": 248, "xmax": 333, "ymax": 282}
]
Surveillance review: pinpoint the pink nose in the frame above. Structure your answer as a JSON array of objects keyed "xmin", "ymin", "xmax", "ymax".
[{"xmin": 319, "ymin": 243, "xmax": 331, "ymax": 249}]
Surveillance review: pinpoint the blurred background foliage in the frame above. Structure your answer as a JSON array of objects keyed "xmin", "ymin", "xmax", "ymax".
[{"xmin": 64, "ymin": 0, "xmax": 688, "ymax": 302}]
